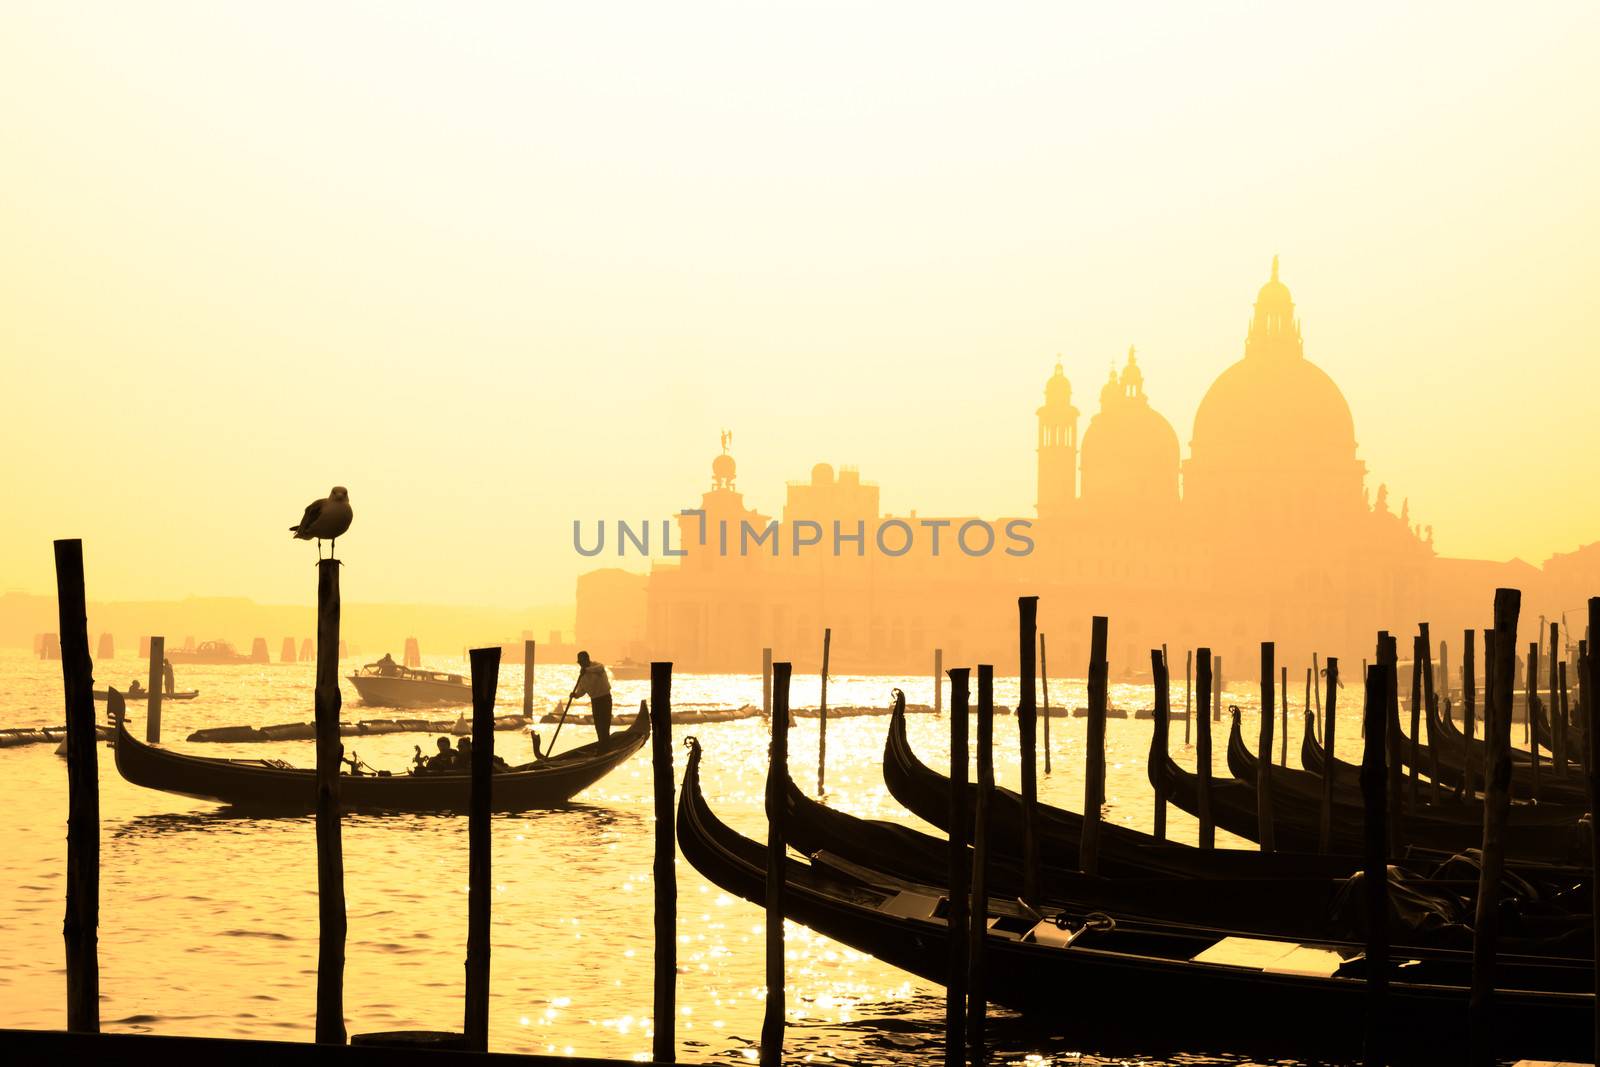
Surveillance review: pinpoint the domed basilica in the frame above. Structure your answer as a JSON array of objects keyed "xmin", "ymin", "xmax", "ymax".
[{"xmin": 591, "ymin": 259, "xmax": 1576, "ymax": 676}]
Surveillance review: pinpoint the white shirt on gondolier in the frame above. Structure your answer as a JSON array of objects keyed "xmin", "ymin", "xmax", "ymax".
[{"xmin": 573, "ymin": 662, "xmax": 611, "ymax": 698}]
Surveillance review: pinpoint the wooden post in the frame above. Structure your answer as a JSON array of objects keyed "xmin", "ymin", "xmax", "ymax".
[
  {"xmin": 760, "ymin": 661, "xmax": 791, "ymax": 1067},
  {"xmin": 762, "ymin": 648, "xmax": 773, "ymax": 718},
  {"xmin": 1462, "ymin": 629, "xmax": 1478, "ymax": 800},
  {"xmin": 1375, "ymin": 633, "xmax": 1403, "ymax": 858},
  {"xmin": 1526, "ymin": 641, "xmax": 1541, "ymax": 800},
  {"xmin": 54, "ymin": 540, "xmax": 99, "ymax": 1034},
  {"xmin": 1359, "ymin": 662, "xmax": 1390, "ymax": 1067},
  {"xmin": 1257, "ymin": 642, "xmax": 1276, "ymax": 853},
  {"xmin": 1470, "ymin": 588, "xmax": 1521, "ymax": 1065},
  {"xmin": 944, "ymin": 668, "xmax": 970, "ymax": 1067},
  {"xmin": 1313, "ymin": 651, "xmax": 1323, "ymax": 727},
  {"xmin": 1040, "ymin": 635, "xmax": 1052, "ymax": 775},
  {"xmin": 1439, "ymin": 638, "xmax": 1451, "ymax": 705},
  {"xmin": 1320, "ymin": 658, "xmax": 1339, "ymax": 854},
  {"xmin": 1081, "ymin": 617, "xmax": 1108, "ymax": 874},
  {"xmin": 1213, "ymin": 655, "xmax": 1223, "ymax": 721},
  {"xmin": 1280, "ymin": 664, "xmax": 1288, "ymax": 766},
  {"xmin": 1559, "ymin": 660, "xmax": 1571, "ymax": 782},
  {"xmin": 313, "ymin": 559, "xmax": 346, "ymax": 1046},
  {"xmin": 522, "ymin": 639, "xmax": 535, "ymax": 720},
  {"xmin": 1584, "ymin": 600, "xmax": 1599, "ymax": 1064},
  {"xmin": 1196, "ymin": 648, "xmax": 1215, "ymax": 849},
  {"xmin": 1017, "ymin": 597, "xmax": 1039, "ymax": 904},
  {"xmin": 818, "ymin": 629, "xmax": 831, "ymax": 794},
  {"xmin": 934, "ymin": 647, "xmax": 943, "ymax": 715},
  {"xmin": 1408, "ymin": 637, "xmax": 1423, "ymax": 814},
  {"xmin": 650, "ymin": 662, "xmax": 675, "ymax": 1064},
  {"xmin": 1419, "ymin": 624, "xmax": 1440, "ymax": 805},
  {"xmin": 463, "ymin": 646, "xmax": 500, "ymax": 1051},
  {"xmin": 968, "ymin": 664, "xmax": 994, "ymax": 1065},
  {"xmin": 1185, "ymin": 649, "xmax": 1193, "ymax": 745},
  {"xmin": 145, "ymin": 636, "xmax": 164, "ymax": 743},
  {"xmin": 1301, "ymin": 666, "xmax": 1310, "ymax": 764},
  {"xmin": 1551, "ymin": 621, "xmax": 1565, "ymax": 775},
  {"xmin": 1151, "ymin": 648, "xmax": 1170, "ymax": 842}
]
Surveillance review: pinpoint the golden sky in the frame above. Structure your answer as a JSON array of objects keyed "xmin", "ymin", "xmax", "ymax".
[{"xmin": 2, "ymin": 2, "xmax": 1597, "ymax": 609}]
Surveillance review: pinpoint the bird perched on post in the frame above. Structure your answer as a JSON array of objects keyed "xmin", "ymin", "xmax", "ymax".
[{"xmin": 290, "ymin": 486, "xmax": 353, "ymax": 560}]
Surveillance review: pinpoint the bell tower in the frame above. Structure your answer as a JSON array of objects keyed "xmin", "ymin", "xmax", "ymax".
[{"xmin": 1036, "ymin": 361, "xmax": 1079, "ymax": 519}]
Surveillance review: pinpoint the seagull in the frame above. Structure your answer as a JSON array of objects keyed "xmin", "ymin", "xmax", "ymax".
[{"xmin": 290, "ymin": 486, "xmax": 353, "ymax": 561}]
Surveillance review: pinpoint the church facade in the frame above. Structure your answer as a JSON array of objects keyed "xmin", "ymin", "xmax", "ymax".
[{"xmin": 582, "ymin": 261, "xmax": 1585, "ymax": 679}]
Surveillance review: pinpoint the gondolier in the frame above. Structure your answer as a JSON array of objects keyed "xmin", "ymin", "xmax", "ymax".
[{"xmin": 573, "ymin": 651, "xmax": 613, "ymax": 741}]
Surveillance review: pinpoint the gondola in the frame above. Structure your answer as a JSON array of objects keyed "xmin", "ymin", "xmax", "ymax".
[
  {"xmin": 1228, "ymin": 707, "xmax": 1585, "ymax": 823},
  {"xmin": 783, "ymin": 756, "xmax": 1592, "ymax": 954},
  {"xmin": 881, "ymin": 690, "xmax": 1370, "ymax": 878},
  {"xmin": 1301, "ymin": 708, "xmax": 1585, "ymax": 807},
  {"xmin": 93, "ymin": 689, "xmax": 199, "ymax": 701},
  {"xmin": 1423, "ymin": 698, "xmax": 1587, "ymax": 804},
  {"xmin": 111, "ymin": 698, "xmax": 648, "ymax": 812},
  {"xmin": 679, "ymin": 735, "xmax": 1593, "ymax": 1064}
]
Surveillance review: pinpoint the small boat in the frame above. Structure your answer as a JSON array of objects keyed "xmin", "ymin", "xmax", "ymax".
[
  {"xmin": 167, "ymin": 640, "xmax": 259, "ymax": 665},
  {"xmin": 677, "ymin": 735, "xmax": 1593, "ymax": 1064},
  {"xmin": 93, "ymin": 689, "xmax": 198, "ymax": 702},
  {"xmin": 347, "ymin": 664, "xmax": 472, "ymax": 708},
  {"xmin": 111, "ymin": 700, "xmax": 649, "ymax": 812},
  {"xmin": 608, "ymin": 658, "xmax": 652, "ymax": 680}
]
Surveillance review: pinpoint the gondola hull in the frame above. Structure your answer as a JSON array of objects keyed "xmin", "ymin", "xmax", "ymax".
[{"xmin": 112, "ymin": 708, "xmax": 648, "ymax": 812}]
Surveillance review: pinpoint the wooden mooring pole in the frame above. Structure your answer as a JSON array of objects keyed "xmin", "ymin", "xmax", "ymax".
[
  {"xmin": 1040, "ymin": 635, "xmax": 1052, "ymax": 775},
  {"xmin": 1585, "ymin": 598, "xmax": 1600, "ymax": 1064},
  {"xmin": 463, "ymin": 646, "xmax": 500, "ymax": 1051},
  {"xmin": 1359, "ymin": 661, "xmax": 1390, "ymax": 1067},
  {"xmin": 1214, "ymin": 655, "xmax": 1223, "ymax": 722},
  {"xmin": 54, "ymin": 539, "xmax": 98, "ymax": 1033},
  {"xmin": 522, "ymin": 639, "xmax": 535, "ymax": 720},
  {"xmin": 1185, "ymin": 649, "xmax": 1193, "ymax": 745},
  {"xmin": 1470, "ymin": 588, "xmax": 1521, "ymax": 1065},
  {"xmin": 818, "ymin": 629, "xmax": 831, "ymax": 794},
  {"xmin": 1151, "ymin": 648, "xmax": 1170, "ymax": 842},
  {"xmin": 944, "ymin": 668, "xmax": 970, "ymax": 1067},
  {"xmin": 968, "ymin": 664, "xmax": 995, "ymax": 1066},
  {"xmin": 1081, "ymin": 618, "xmax": 1108, "ymax": 874},
  {"xmin": 1279, "ymin": 663, "xmax": 1288, "ymax": 766},
  {"xmin": 1319, "ymin": 657, "xmax": 1339, "ymax": 854},
  {"xmin": 761, "ymin": 661, "xmax": 791, "ymax": 1067},
  {"xmin": 145, "ymin": 635, "xmax": 165, "ymax": 743},
  {"xmin": 762, "ymin": 648, "xmax": 772, "ymax": 718},
  {"xmin": 1017, "ymin": 597, "xmax": 1039, "ymax": 903},
  {"xmin": 313, "ymin": 559, "xmax": 346, "ymax": 1045},
  {"xmin": 1551, "ymin": 621, "xmax": 1565, "ymax": 775},
  {"xmin": 1408, "ymin": 637, "xmax": 1423, "ymax": 814},
  {"xmin": 934, "ymin": 647, "xmax": 943, "ymax": 716},
  {"xmin": 1527, "ymin": 641, "xmax": 1541, "ymax": 799},
  {"xmin": 650, "ymin": 662, "xmax": 675, "ymax": 1064},
  {"xmin": 1462, "ymin": 629, "xmax": 1478, "ymax": 800},
  {"xmin": 1257, "ymin": 642, "xmax": 1276, "ymax": 853},
  {"xmin": 1196, "ymin": 647, "xmax": 1215, "ymax": 849},
  {"xmin": 1378, "ymin": 632, "xmax": 1402, "ymax": 859}
]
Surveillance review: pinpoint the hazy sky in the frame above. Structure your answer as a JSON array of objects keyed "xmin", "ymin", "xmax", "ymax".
[{"xmin": 2, "ymin": 2, "xmax": 1597, "ymax": 608}]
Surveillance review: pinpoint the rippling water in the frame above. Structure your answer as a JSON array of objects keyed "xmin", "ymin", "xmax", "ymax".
[{"xmin": 2, "ymin": 648, "xmax": 1368, "ymax": 1063}]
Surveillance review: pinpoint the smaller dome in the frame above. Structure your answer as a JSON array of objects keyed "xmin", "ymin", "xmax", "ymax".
[
  {"xmin": 711, "ymin": 452, "xmax": 736, "ymax": 484},
  {"xmin": 811, "ymin": 462, "xmax": 835, "ymax": 486}
]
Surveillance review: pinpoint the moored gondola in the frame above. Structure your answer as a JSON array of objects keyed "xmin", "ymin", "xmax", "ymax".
[
  {"xmin": 679, "ymin": 734, "xmax": 1593, "ymax": 1064},
  {"xmin": 111, "ymin": 701, "xmax": 648, "ymax": 812}
]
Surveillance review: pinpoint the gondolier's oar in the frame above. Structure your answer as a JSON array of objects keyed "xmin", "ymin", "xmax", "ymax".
[{"xmin": 546, "ymin": 682, "xmax": 581, "ymax": 756}]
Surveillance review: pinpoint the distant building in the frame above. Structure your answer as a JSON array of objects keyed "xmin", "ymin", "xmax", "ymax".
[{"xmin": 581, "ymin": 261, "xmax": 1592, "ymax": 677}]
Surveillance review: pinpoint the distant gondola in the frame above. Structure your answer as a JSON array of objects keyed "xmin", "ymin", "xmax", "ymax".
[
  {"xmin": 93, "ymin": 689, "xmax": 199, "ymax": 702},
  {"xmin": 678, "ymin": 735, "xmax": 1593, "ymax": 1064},
  {"xmin": 111, "ymin": 700, "xmax": 648, "ymax": 812}
]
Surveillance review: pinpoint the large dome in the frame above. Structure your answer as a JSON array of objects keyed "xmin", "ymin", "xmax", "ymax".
[
  {"xmin": 1185, "ymin": 260, "xmax": 1365, "ymax": 511},
  {"xmin": 1190, "ymin": 354, "xmax": 1356, "ymax": 469}
]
